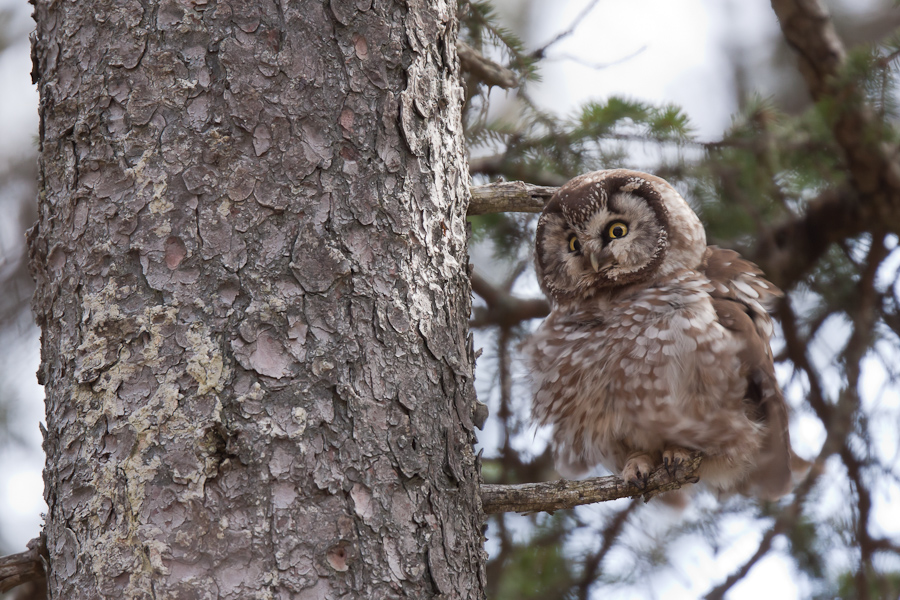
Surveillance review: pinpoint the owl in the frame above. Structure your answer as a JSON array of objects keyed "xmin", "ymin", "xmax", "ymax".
[{"xmin": 524, "ymin": 169, "xmax": 795, "ymax": 500}]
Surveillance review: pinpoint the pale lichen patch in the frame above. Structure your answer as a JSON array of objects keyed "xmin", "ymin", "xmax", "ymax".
[
  {"xmin": 153, "ymin": 221, "xmax": 173, "ymax": 237},
  {"xmin": 217, "ymin": 198, "xmax": 232, "ymax": 219},
  {"xmin": 130, "ymin": 381, "xmax": 181, "ymax": 436},
  {"xmin": 137, "ymin": 305, "xmax": 179, "ymax": 363},
  {"xmin": 128, "ymin": 148, "xmax": 170, "ymax": 215},
  {"xmin": 236, "ymin": 381, "xmax": 265, "ymax": 404},
  {"xmin": 183, "ymin": 322, "xmax": 229, "ymax": 395},
  {"xmin": 74, "ymin": 280, "xmax": 133, "ymax": 384},
  {"xmin": 149, "ymin": 194, "xmax": 174, "ymax": 214},
  {"xmin": 291, "ymin": 406, "xmax": 308, "ymax": 439}
]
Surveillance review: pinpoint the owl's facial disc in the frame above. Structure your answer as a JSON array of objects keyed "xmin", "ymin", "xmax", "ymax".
[{"xmin": 535, "ymin": 172, "xmax": 677, "ymax": 302}]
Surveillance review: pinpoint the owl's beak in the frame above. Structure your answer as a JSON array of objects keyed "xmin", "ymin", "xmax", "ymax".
[{"xmin": 589, "ymin": 249, "xmax": 613, "ymax": 273}]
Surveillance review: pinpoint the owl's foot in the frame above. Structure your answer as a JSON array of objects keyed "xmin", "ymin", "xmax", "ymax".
[
  {"xmin": 662, "ymin": 445, "xmax": 692, "ymax": 480},
  {"xmin": 622, "ymin": 453, "xmax": 655, "ymax": 487}
]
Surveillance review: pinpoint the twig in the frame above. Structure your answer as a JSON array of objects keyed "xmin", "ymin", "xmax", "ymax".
[
  {"xmin": 480, "ymin": 453, "xmax": 701, "ymax": 514},
  {"xmin": 844, "ymin": 447, "xmax": 875, "ymax": 600},
  {"xmin": 546, "ymin": 46, "xmax": 647, "ymax": 71},
  {"xmin": 532, "ymin": 0, "xmax": 604, "ymax": 59}
]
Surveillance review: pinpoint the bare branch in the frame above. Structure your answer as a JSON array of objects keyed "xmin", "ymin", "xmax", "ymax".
[
  {"xmin": 457, "ymin": 41, "xmax": 519, "ymax": 89},
  {"xmin": 776, "ymin": 297, "xmax": 831, "ymax": 422},
  {"xmin": 480, "ymin": 453, "xmax": 701, "ymax": 514},
  {"xmin": 468, "ymin": 181, "xmax": 556, "ymax": 215},
  {"xmin": 704, "ymin": 524, "xmax": 780, "ymax": 600},
  {"xmin": 546, "ymin": 46, "xmax": 647, "ymax": 71},
  {"xmin": 576, "ymin": 500, "xmax": 639, "ymax": 599},
  {"xmin": 0, "ymin": 536, "xmax": 47, "ymax": 593}
]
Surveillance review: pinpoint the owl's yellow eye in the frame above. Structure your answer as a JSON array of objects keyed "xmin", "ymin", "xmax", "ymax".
[
  {"xmin": 568, "ymin": 234, "xmax": 581, "ymax": 253},
  {"xmin": 608, "ymin": 222, "xmax": 628, "ymax": 239}
]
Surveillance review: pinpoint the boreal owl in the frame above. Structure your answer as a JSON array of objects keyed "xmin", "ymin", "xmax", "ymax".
[{"xmin": 524, "ymin": 169, "xmax": 796, "ymax": 500}]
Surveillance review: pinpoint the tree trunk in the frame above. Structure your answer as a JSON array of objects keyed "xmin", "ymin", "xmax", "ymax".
[{"xmin": 29, "ymin": 0, "xmax": 485, "ymax": 597}]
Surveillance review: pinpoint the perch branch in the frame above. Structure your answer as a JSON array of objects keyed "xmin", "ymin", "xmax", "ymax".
[
  {"xmin": 480, "ymin": 453, "xmax": 701, "ymax": 514},
  {"xmin": 0, "ymin": 536, "xmax": 47, "ymax": 593}
]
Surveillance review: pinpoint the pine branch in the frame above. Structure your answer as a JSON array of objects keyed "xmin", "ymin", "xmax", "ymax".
[{"xmin": 480, "ymin": 453, "xmax": 701, "ymax": 514}]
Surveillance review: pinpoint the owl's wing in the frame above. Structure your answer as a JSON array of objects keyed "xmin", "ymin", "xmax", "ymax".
[
  {"xmin": 701, "ymin": 246, "xmax": 793, "ymax": 499},
  {"xmin": 702, "ymin": 246, "xmax": 781, "ymax": 336}
]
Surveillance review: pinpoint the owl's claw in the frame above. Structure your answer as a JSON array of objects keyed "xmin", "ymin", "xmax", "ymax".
[
  {"xmin": 662, "ymin": 446, "xmax": 692, "ymax": 480},
  {"xmin": 622, "ymin": 453, "xmax": 655, "ymax": 488}
]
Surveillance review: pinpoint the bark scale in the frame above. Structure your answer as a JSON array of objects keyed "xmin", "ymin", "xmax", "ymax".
[{"xmin": 29, "ymin": 0, "xmax": 485, "ymax": 597}]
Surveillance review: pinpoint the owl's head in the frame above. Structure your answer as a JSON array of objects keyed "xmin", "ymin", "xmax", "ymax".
[{"xmin": 534, "ymin": 169, "xmax": 706, "ymax": 303}]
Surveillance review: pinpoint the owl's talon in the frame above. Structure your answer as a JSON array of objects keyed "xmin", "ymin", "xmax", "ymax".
[
  {"xmin": 622, "ymin": 453, "xmax": 655, "ymax": 488},
  {"xmin": 661, "ymin": 446, "xmax": 692, "ymax": 480}
]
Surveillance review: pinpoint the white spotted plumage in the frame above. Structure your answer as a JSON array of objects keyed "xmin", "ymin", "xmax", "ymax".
[{"xmin": 525, "ymin": 169, "xmax": 797, "ymax": 499}]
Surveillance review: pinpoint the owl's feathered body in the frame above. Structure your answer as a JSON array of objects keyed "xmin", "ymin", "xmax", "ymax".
[{"xmin": 525, "ymin": 169, "xmax": 794, "ymax": 499}]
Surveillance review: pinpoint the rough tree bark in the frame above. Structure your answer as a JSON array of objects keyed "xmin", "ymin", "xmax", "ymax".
[{"xmin": 28, "ymin": 0, "xmax": 485, "ymax": 597}]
